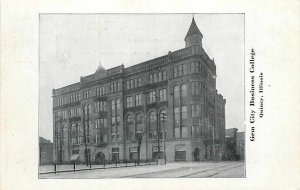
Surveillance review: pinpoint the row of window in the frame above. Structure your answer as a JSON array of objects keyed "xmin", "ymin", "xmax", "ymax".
[
  {"xmin": 126, "ymin": 77, "xmax": 142, "ymax": 90},
  {"xmin": 70, "ymin": 93, "xmax": 80, "ymax": 102},
  {"xmin": 57, "ymin": 61, "xmax": 215, "ymax": 106},
  {"xmin": 110, "ymin": 82, "xmax": 120, "ymax": 93},
  {"xmin": 72, "ymin": 134, "xmax": 108, "ymax": 145},
  {"xmin": 149, "ymin": 70, "xmax": 167, "ymax": 83},
  {"xmin": 191, "ymin": 81, "xmax": 203, "ymax": 96},
  {"xmin": 173, "ymin": 64, "xmax": 189, "ymax": 78},
  {"xmin": 149, "ymin": 89, "xmax": 167, "ymax": 103},
  {"xmin": 95, "ymin": 101, "xmax": 107, "ymax": 112},
  {"xmin": 126, "ymin": 94, "xmax": 142, "ymax": 108},
  {"xmin": 69, "ymin": 107, "xmax": 81, "ymax": 118},
  {"xmin": 96, "ymin": 86, "xmax": 105, "ymax": 96},
  {"xmin": 73, "ymin": 133, "xmax": 119, "ymax": 145},
  {"xmin": 56, "ymin": 110, "xmax": 67, "ymax": 120},
  {"xmin": 58, "ymin": 98, "xmax": 64, "ymax": 106},
  {"xmin": 83, "ymin": 89, "xmax": 92, "ymax": 99},
  {"xmin": 95, "ymin": 118, "xmax": 107, "ymax": 128}
]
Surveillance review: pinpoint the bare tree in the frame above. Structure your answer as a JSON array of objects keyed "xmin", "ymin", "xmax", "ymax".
[
  {"xmin": 135, "ymin": 131, "xmax": 144, "ymax": 165},
  {"xmin": 82, "ymin": 105, "xmax": 90, "ymax": 166}
]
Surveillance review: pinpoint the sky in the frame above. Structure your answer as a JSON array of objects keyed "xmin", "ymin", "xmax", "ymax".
[{"xmin": 39, "ymin": 14, "xmax": 244, "ymax": 141}]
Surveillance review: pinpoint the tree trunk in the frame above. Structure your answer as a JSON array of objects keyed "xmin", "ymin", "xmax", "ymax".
[{"xmin": 137, "ymin": 138, "xmax": 141, "ymax": 165}]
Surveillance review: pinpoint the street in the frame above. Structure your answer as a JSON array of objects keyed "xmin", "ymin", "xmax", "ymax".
[{"xmin": 39, "ymin": 161, "xmax": 245, "ymax": 178}]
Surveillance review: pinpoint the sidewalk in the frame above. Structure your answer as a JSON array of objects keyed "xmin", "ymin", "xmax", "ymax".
[{"xmin": 39, "ymin": 161, "xmax": 244, "ymax": 178}]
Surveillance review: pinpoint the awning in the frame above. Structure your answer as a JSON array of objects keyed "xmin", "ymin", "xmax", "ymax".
[{"xmin": 70, "ymin": 154, "xmax": 80, "ymax": 161}]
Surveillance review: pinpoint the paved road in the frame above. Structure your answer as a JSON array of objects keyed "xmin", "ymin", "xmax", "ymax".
[
  {"xmin": 40, "ymin": 161, "xmax": 245, "ymax": 178},
  {"xmin": 123, "ymin": 162, "xmax": 244, "ymax": 178}
]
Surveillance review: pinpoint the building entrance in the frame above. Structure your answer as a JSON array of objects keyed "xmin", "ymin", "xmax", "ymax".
[
  {"xmin": 193, "ymin": 148, "xmax": 200, "ymax": 161},
  {"xmin": 95, "ymin": 152, "xmax": 105, "ymax": 164}
]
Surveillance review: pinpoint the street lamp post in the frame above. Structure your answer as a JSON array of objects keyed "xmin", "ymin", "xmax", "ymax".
[
  {"xmin": 160, "ymin": 112, "xmax": 167, "ymax": 164},
  {"xmin": 153, "ymin": 94, "xmax": 162, "ymax": 162}
]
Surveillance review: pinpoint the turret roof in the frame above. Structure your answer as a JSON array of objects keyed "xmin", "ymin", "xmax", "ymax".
[{"xmin": 185, "ymin": 17, "xmax": 203, "ymax": 40}]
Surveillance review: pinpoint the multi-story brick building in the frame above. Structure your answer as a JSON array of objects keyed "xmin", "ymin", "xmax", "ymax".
[{"xmin": 52, "ymin": 17, "xmax": 226, "ymax": 163}]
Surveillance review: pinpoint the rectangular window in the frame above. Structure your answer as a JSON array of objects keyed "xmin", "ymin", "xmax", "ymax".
[
  {"xmin": 95, "ymin": 134, "xmax": 100, "ymax": 143},
  {"xmin": 191, "ymin": 126, "xmax": 196, "ymax": 137},
  {"xmin": 191, "ymin": 62, "xmax": 195, "ymax": 73},
  {"xmin": 101, "ymin": 87, "xmax": 104, "ymax": 95},
  {"xmin": 96, "ymin": 118, "xmax": 107, "ymax": 128},
  {"xmin": 96, "ymin": 86, "xmax": 104, "ymax": 96},
  {"xmin": 130, "ymin": 79, "xmax": 134, "ymax": 89},
  {"xmin": 174, "ymin": 107, "xmax": 180, "ymax": 127},
  {"xmin": 158, "ymin": 72, "xmax": 162, "ymax": 81},
  {"xmin": 96, "ymin": 87, "xmax": 100, "ymax": 96},
  {"xmin": 159, "ymin": 89, "xmax": 167, "ymax": 101},
  {"xmin": 134, "ymin": 78, "xmax": 138, "ymax": 87},
  {"xmin": 135, "ymin": 94, "xmax": 142, "ymax": 106},
  {"xmin": 173, "ymin": 67, "xmax": 178, "ymax": 77},
  {"xmin": 111, "ymin": 116, "xmax": 116, "ymax": 126},
  {"xmin": 95, "ymin": 102, "xmax": 99, "ymax": 113},
  {"xmin": 150, "ymin": 74, "xmax": 153, "ymax": 83},
  {"xmin": 162, "ymin": 70, "xmax": 167, "ymax": 80},
  {"xmin": 191, "ymin": 104, "xmax": 201, "ymax": 117},
  {"xmin": 110, "ymin": 82, "xmax": 119, "ymax": 93},
  {"xmin": 181, "ymin": 106, "xmax": 188, "ymax": 126},
  {"xmin": 116, "ymin": 82, "xmax": 119, "ymax": 92},
  {"xmin": 126, "ymin": 96, "xmax": 133, "ymax": 108},
  {"xmin": 153, "ymin": 73, "xmax": 158, "ymax": 83},
  {"xmin": 58, "ymin": 98, "xmax": 63, "ymax": 106},
  {"xmin": 70, "ymin": 94, "xmax": 73, "ymax": 102},
  {"xmin": 127, "ymin": 80, "xmax": 131, "ymax": 89},
  {"xmin": 178, "ymin": 65, "xmax": 183, "ymax": 76},
  {"xmin": 183, "ymin": 64, "xmax": 188, "ymax": 75},
  {"xmin": 191, "ymin": 82, "xmax": 196, "ymax": 95},
  {"xmin": 149, "ymin": 91, "xmax": 156, "ymax": 103},
  {"xmin": 175, "ymin": 127, "xmax": 180, "ymax": 138},
  {"xmin": 97, "ymin": 101, "xmax": 106, "ymax": 111},
  {"xmin": 182, "ymin": 127, "xmax": 188, "ymax": 137}
]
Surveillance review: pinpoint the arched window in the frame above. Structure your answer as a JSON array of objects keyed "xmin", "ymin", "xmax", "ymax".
[
  {"xmin": 149, "ymin": 111, "xmax": 157, "ymax": 138},
  {"xmin": 127, "ymin": 114, "xmax": 134, "ymax": 140}
]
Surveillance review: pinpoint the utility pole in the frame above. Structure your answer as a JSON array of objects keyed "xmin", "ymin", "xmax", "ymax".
[
  {"xmin": 160, "ymin": 112, "xmax": 167, "ymax": 164},
  {"xmin": 82, "ymin": 105, "xmax": 89, "ymax": 166},
  {"xmin": 153, "ymin": 94, "xmax": 161, "ymax": 160}
]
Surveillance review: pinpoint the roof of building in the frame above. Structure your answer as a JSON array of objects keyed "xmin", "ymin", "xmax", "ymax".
[{"xmin": 185, "ymin": 17, "xmax": 203, "ymax": 40}]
